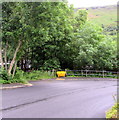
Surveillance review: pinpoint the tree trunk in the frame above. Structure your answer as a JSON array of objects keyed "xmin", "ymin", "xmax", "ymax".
[
  {"xmin": 8, "ymin": 40, "xmax": 22, "ymax": 75},
  {"xmin": 0, "ymin": 42, "xmax": 4, "ymax": 68},
  {"xmin": 4, "ymin": 43, "xmax": 8, "ymax": 70},
  {"xmin": 12, "ymin": 61, "xmax": 17, "ymax": 78}
]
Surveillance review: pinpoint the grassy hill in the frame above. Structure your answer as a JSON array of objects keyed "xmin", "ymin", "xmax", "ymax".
[{"xmin": 77, "ymin": 5, "xmax": 117, "ymax": 27}]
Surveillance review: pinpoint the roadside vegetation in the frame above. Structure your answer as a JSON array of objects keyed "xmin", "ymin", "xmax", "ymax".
[
  {"xmin": 106, "ymin": 95, "xmax": 118, "ymax": 119},
  {"xmin": 0, "ymin": 2, "xmax": 117, "ymax": 84},
  {"xmin": 0, "ymin": 69, "xmax": 55, "ymax": 84},
  {"xmin": 106, "ymin": 103, "xmax": 119, "ymax": 119}
]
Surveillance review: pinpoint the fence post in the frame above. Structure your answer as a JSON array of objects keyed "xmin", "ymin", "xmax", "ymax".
[
  {"xmin": 103, "ymin": 70, "xmax": 105, "ymax": 78},
  {"xmin": 81, "ymin": 70, "xmax": 83, "ymax": 76},
  {"xmin": 86, "ymin": 70, "xmax": 87, "ymax": 77},
  {"xmin": 52, "ymin": 69, "xmax": 55, "ymax": 76}
]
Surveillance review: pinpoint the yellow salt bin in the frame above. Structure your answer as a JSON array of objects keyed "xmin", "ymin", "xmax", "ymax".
[{"xmin": 56, "ymin": 71, "xmax": 66, "ymax": 77}]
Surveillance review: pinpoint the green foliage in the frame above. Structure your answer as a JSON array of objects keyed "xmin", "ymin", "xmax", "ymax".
[
  {"xmin": 24, "ymin": 71, "xmax": 55, "ymax": 81},
  {"xmin": 27, "ymin": 2, "xmax": 74, "ymax": 70},
  {"xmin": 0, "ymin": 68, "xmax": 8, "ymax": 80},
  {"xmin": 86, "ymin": 5, "xmax": 117, "ymax": 41},
  {"xmin": 106, "ymin": 103, "xmax": 119, "ymax": 118},
  {"xmin": 12, "ymin": 70, "xmax": 55, "ymax": 82},
  {"xmin": 0, "ymin": 68, "xmax": 12, "ymax": 84},
  {"xmin": 71, "ymin": 22, "xmax": 117, "ymax": 70},
  {"xmin": 0, "ymin": 68, "xmax": 56, "ymax": 84},
  {"xmin": 41, "ymin": 58, "xmax": 60, "ymax": 70},
  {"xmin": 75, "ymin": 10, "xmax": 88, "ymax": 28},
  {"xmin": 12, "ymin": 69, "xmax": 28, "ymax": 84},
  {"xmin": 94, "ymin": 38, "xmax": 117, "ymax": 70},
  {"xmin": 1, "ymin": 2, "xmax": 117, "ymax": 84}
]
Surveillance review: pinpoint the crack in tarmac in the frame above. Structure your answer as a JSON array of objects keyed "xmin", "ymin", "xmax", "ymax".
[
  {"xmin": 1, "ymin": 88, "xmax": 86, "ymax": 112},
  {"xmin": 1, "ymin": 84, "xmax": 117, "ymax": 112}
]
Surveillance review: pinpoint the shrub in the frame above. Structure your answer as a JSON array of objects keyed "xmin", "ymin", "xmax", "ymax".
[
  {"xmin": 0, "ymin": 68, "xmax": 12, "ymax": 84},
  {"xmin": 13, "ymin": 69, "xmax": 28, "ymax": 84},
  {"xmin": 12, "ymin": 70, "xmax": 56, "ymax": 83},
  {"xmin": 1, "ymin": 68, "xmax": 56, "ymax": 84}
]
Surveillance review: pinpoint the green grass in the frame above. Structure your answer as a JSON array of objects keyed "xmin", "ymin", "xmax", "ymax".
[
  {"xmin": 25, "ymin": 71, "xmax": 56, "ymax": 81},
  {"xmin": 75, "ymin": 5, "xmax": 117, "ymax": 27},
  {"xmin": 106, "ymin": 103, "xmax": 118, "ymax": 119},
  {"xmin": 87, "ymin": 5, "xmax": 117, "ymax": 27},
  {"xmin": 0, "ymin": 70, "xmax": 56, "ymax": 84},
  {"xmin": 67, "ymin": 75, "xmax": 117, "ymax": 78}
]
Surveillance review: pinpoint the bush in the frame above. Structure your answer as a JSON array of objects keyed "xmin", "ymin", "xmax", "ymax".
[
  {"xmin": 12, "ymin": 70, "xmax": 56, "ymax": 83},
  {"xmin": 0, "ymin": 68, "xmax": 56, "ymax": 84},
  {"xmin": 13, "ymin": 69, "xmax": 29, "ymax": 84},
  {"xmin": 0, "ymin": 68, "xmax": 12, "ymax": 84},
  {"xmin": 0, "ymin": 68, "xmax": 9, "ymax": 80}
]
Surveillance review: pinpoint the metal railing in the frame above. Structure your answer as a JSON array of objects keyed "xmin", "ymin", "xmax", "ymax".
[{"xmin": 65, "ymin": 70, "xmax": 118, "ymax": 78}]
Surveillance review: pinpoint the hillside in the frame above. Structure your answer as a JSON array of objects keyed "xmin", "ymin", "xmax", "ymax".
[{"xmin": 77, "ymin": 5, "xmax": 117, "ymax": 27}]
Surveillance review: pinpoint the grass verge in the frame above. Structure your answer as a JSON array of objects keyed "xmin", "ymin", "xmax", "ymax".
[
  {"xmin": 106, "ymin": 103, "xmax": 119, "ymax": 119},
  {"xmin": 0, "ymin": 70, "xmax": 56, "ymax": 84}
]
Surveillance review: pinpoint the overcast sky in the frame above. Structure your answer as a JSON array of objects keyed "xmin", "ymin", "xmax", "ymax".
[{"xmin": 68, "ymin": 0, "xmax": 118, "ymax": 8}]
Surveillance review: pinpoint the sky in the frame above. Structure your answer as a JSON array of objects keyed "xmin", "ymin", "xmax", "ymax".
[{"xmin": 68, "ymin": 0, "xmax": 118, "ymax": 8}]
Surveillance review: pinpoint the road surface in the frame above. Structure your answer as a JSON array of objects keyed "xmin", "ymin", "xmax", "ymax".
[{"xmin": 2, "ymin": 77, "xmax": 117, "ymax": 118}]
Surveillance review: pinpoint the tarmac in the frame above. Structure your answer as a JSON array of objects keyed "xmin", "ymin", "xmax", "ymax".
[{"xmin": 0, "ymin": 77, "xmax": 117, "ymax": 90}]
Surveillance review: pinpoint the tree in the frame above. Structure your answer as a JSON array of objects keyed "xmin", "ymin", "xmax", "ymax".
[
  {"xmin": 2, "ymin": 2, "xmax": 75, "ymax": 74},
  {"xmin": 1, "ymin": 1, "xmax": 117, "ymax": 81},
  {"xmin": 26, "ymin": 2, "xmax": 74, "ymax": 70},
  {"xmin": 94, "ymin": 38, "xmax": 117, "ymax": 70},
  {"xmin": 2, "ymin": 2, "xmax": 32, "ymax": 75},
  {"xmin": 72, "ymin": 22, "xmax": 117, "ymax": 70}
]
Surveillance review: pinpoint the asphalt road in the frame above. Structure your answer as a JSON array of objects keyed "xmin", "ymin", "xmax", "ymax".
[{"xmin": 2, "ymin": 77, "xmax": 117, "ymax": 118}]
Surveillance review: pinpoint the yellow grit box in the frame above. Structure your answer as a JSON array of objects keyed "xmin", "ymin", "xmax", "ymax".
[{"xmin": 56, "ymin": 71, "xmax": 66, "ymax": 77}]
